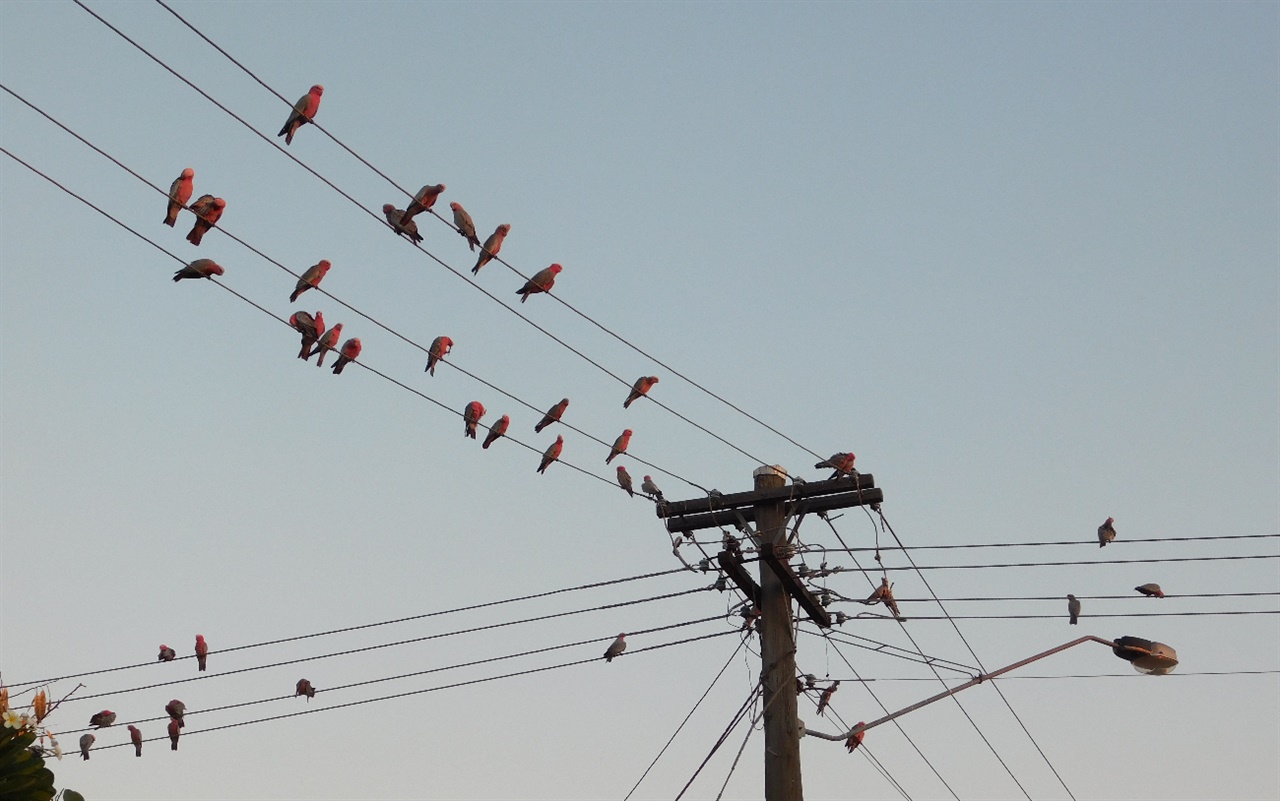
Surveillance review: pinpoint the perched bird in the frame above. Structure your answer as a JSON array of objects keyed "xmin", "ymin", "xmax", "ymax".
[
  {"xmin": 168, "ymin": 718, "xmax": 181, "ymax": 751},
  {"xmin": 534, "ymin": 398, "xmax": 569, "ymax": 433},
  {"xmin": 401, "ymin": 184, "xmax": 446, "ymax": 225},
  {"xmin": 472, "ymin": 224, "xmax": 510, "ymax": 274},
  {"xmin": 424, "ymin": 336, "xmax": 453, "ymax": 375},
  {"xmin": 290, "ymin": 259, "xmax": 331, "ymax": 302},
  {"xmin": 1135, "ymin": 583, "xmax": 1165, "ymax": 598},
  {"xmin": 814, "ymin": 452, "xmax": 856, "ymax": 479},
  {"xmin": 623, "ymin": 376, "xmax": 659, "ymax": 409},
  {"xmin": 89, "ymin": 710, "xmax": 116, "ymax": 729},
  {"xmin": 844, "ymin": 724, "xmax": 866, "ymax": 753},
  {"xmin": 450, "ymin": 202, "xmax": 480, "ymax": 251},
  {"xmin": 382, "ymin": 204, "xmax": 423, "ymax": 243},
  {"xmin": 332, "ymin": 337, "xmax": 362, "ymax": 374},
  {"xmin": 739, "ymin": 606, "xmax": 761, "ymax": 632},
  {"xmin": 641, "ymin": 475, "xmax": 664, "ymax": 502},
  {"xmin": 194, "ymin": 635, "xmax": 208, "ymax": 671},
  {"xmin": 864, "ymin": 577, "xmax": 903, "ymax": 620},
  {"xmin": 606, "ymin": 429, "xmax": 632, "ymax": 464},
  {"xmin": 295, "ymin": 679, "xmax": 316, "ymax": 700},
  {"xmin": 290, "ymin": 311, "xmax": 323, "ymax": 360},
  {"xmin": 308, "ymin": 323, "xmax": 344, "ymax": 367},
  {"xmin": 1098, "ymin": 517, "xmax": 1117, "ymax": 548},
  {"xmin": 603, "ymin": 633, "xmax": 627, "ymax": 662},
  {"xmin": 158, "ymin": 644, "xmax": 176, "ymax": 662},
  {"xmin": 463, "ymin": 401, "xmax": 486, "ymax": 439},
  {"xmin": 165, "ymin": 699, "xmax": 186, "ymax": 728},
  {"xmin": 172, "ymin": 258, "xmax": 224, "ymax": 282},
  {"xmin": 537, "ymin": 435, "xmax": 564, "ymax": 474},
  {"xmin": 516, "ymin": 263, "xmax": 562, "ymax": 303},
  {"xmin": 185, "ymin": 196, "xmax": 226, "ymax": 246},
  {"xmin": 816, "ymin": 682, "xmax": 840, "ymax": 716},
  {"xmin": 79, "ymin": 733, "xmax": 94, "ymax": 761},
  {"xmin": 616, "ymin": 465, "xmax": 634, "ymax": 496},
  {"xmin": 129, "ymin": 725, "xmax": 143, "ymax": 757},
  {"xmin": 278, "ymin": 84, "xmax": 323, "ymax": 145},
  {"xmin": 482, "ymin": 415, "xmax": 510, "ymax": 449},
  {"xmin": 1067, "ymin": 594, "xmax": 1081, "ymax": 625},
  {"xmin": 163, "ymin": 168, "xmax": 194, "ymax": 227}
]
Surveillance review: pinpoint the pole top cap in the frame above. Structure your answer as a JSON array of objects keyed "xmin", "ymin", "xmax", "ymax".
[{"xmin": 753, "ymin": 465, "xmax": 788, "ymax": 480}]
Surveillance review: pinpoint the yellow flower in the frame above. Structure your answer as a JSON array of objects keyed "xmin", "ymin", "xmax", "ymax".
[
  {"xmin": 32, "ymin": 690, "xmax": 47, "ymax": 723},
  {"xmin": 3, "ymin": 709, "xmax": 23, "ymax": 729}
]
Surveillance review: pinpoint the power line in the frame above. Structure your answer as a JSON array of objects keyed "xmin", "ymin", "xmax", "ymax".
[
  {"xmin": 799, "ymin": 679, "xmax": 916, "ymax": 801},
  {"xmin": 796, "ymin": 628, "xmax": 978, "ymax": 676},
  {"xmin": 832, "ymin": 592, "xmax": 1280, "ymax": 603},
  {"xmin": 807, "ymin": 532, "xmax": 1279, "ymax": 552},
  {"xmin": 673, "ymin": 684, "xmax": 763, "ymax": 801},
  {"xmin": 849, "ymin": 610, "xmax": 1279, "ymax": 621},
  {"xmin": 817, "ymin": 670, "xmax": 1280, "ymax": 682},
  {"xmin": 820, "ymin": 554, "xmax": 1279, "ymax": 571}
]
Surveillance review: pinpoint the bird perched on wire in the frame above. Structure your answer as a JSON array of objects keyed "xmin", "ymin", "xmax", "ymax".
[
  {"xmin": 516, "ymin": 263, "xmax": 562, "ymax": 303},
  {"xmin": 290, "ymin": 260, "xmax": 331, "ymax": 302},
  {"xmin": 463, "ymin": 401, "xmax": 486, "ymax": 439},
  {"xmin": 172, "ymin": 258, "xmax": 224, "ymax": 282},
  {"xmin": 844, "ymin": 724, "xmax": 866, "ymax": 753},
  {"xmin": 296, "ymin": 679, "xmax": 316, "ymax": 700},
  {"xmin": 308, "ymin": 323, "xmax": 344, "ymax": 368},
  {"xmin": 537, "ymin": 435, "xmax": 564, "ymax": 474},
  {"xmin": 603, "ymin": 633, "xmax": 627, "ymax": 662},
  {"xmin": 401, "ymin": 184, "xmax": 445, "ymax": 226},
  {"xmin": 163, "ymin": 167, "xmax": 194, "ymax": 227},
  {"xmin": 863, "ymin": 577, "xmax": 903, "ymax": 620},
  {"xmin": 157, "ymin": 644, "xmax": 176, "ymax": 662},
  {"xmin": 624, "ymin": 376, "xmax": 659, "ymax": 409},
  {"xmin": 606, "ymin": 429, "xmax": 632, "ymax": 464},
  {"xmin": 290, "ymin": 310, "xmax": 324, "ymax": 360},
  {"xmin": 1134, "ymin": 583, "xmax": 1164, "ymax": 598},
  {"xmin": 424, "ymin": 336, "xmax": 453, "ymax": 375},
  {"xmin": 1098, "ymin": 517, "xmax": 1117, "ymax": 547},
  {"xmin": 814, "ymin": 452, "xmax": 856, "ymax": 479},
  {"xmin": 739, "ymin": 605, "xmax": 761, "ymax": 632},
  {"xmin": 88, "ymin": 710, "xmax": 116, "ymax": 729},
  {"xmin": 1067, "ymin": 594, "xmax": 1081, "ymax": 625},
  {"xmin": 482, "ymin": 415, "xmax": 510, "ymax": 449},
  {"xmin": 449, "ymin": 202, "xmax": 480, "ymax": 251},
  {"xmin": 195, "ymin": 635, "xmax": 209, "ymax": 671},
  {"xmin": 185, "ymin": 195, "xmax": 226, "ymax": 246},
  {"xmin": 616, "ymin": 466, "xmax": 635, "ymax": 496},
  {"xmin": 79, "ymin": 733, "xmax": 94, "ymax": 761},
  {"xmin": 472, "ymin": 224, "xmax": 510, "ymax": 274},
  {"xmin": 534, "ymin": 398, "xmax": 569, "ymax": 433},
  {"xmin": 816, "ymin": 682, "xmax": 840, "ymax": 716},
  {"xmin": 641, "ymin": 475, "xmax": 664, "ymax": 502},
  {"xmin": 278, "ymin": 84, "xmax": 323, "ymax": 146},
  {"xmin": 382, "ymin": 204, "xmax": 423, "ymax": 243},
  {"xmin": 331, "ymin": 337, "xmax": 362, "ymax": 375},
  {"xmin": 165, "ymin": 699, "xmax": 186, "ymax": 728},
  {"xmin": 168, "ymin": 718, "xmax": 181, "ymax": 751},
  {"xmin": 129, "ymin": 725, "xmax": 143, "ymax": 757}
]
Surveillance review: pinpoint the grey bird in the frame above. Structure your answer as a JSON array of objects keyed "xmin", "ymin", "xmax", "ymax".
[{"xmin": 1067, "ymin": 594, "xmax": 1081, "ymax": 625}]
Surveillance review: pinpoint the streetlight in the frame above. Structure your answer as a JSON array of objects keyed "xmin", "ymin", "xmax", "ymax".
[{"xmin": 803, "ymin": 635, "xmax": 1178, "ymax": 745}]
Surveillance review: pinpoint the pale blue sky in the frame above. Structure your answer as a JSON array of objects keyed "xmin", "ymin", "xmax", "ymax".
[{"xmin": 2, "ymin": 1, "xmax": 1277, "ymax": 799}]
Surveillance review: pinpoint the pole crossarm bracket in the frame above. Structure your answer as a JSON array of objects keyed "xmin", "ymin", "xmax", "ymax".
[
  {"xmin": 658, "ymin": 474, "xmax": 883, "ymax": 536},
  {"xmin": 759, "ymin": 543, "xmax": 832, "ymax": 629}
]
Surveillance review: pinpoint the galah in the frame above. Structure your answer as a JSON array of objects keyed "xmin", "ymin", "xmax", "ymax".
[
  {"xmin": 401, "ymin": 184, "xmax": 445, "ymax": 225},
  {"xmin": 382, "ymin": 204, "xmax": 423, "ymax": 243},
  {"xmin": 844, "ymin": 723, "xmax": 866, "ymax": 753},
  {"xmin": 1135, "ymin": 583, "xmax": 1165, "ymax": 598},
  {"xmin": 172, "ymin": 258, "xmax": 225, "ymax": 282},
  {"xmin": 79, "ymin": 733, "xmax": 94, "ymax": 761},
  {"xmin": 1067, "ymin": 594, "xmax": 1081, "ymax": 625},
  {"xmin": 863, "ymin": 578, "xmax": 888, "ymax": 604},
  {"xmin": 296, "ymin": 679, "xmax": 316, "ymax": 700},
  {"xmin": 603, "ymin": 633, "xmax": 626, "ymax": 662},
  {"xmin": 463, "ymin": 400, "xmax": 486, "ymax": 439},
  {"xmin": 165, "ymin": 699, "xmax": 186, "ymax": 728},
  {"xmin": 309, "ymin": 323, "xmax": 344, "ymax": 367},
  {"xmin": 158, "ymin": 644, "xmax": 176, "ymax": 662},
  {"xmin": 450, "ymin": 202, "xmax": 480, "ymax": 251},
  {"xmin": 129, "ymin": 725, "xmax": 143, "ymax": 757},
  {"xmin": 534, "ymin": 398, "xmax": 569, "ymax": 433},
  {"xmin": 641, "ymin": 475, "xmax": 664, "ymax": 502},
  {"xmin": 278, "ymin": 84, "xmax": 323, "ymax": 145},
  {"xmin": 195, "ymin": 634, "xmax": 208, "ymax": 671},
  {"xmin": 739, "ymin": 606, "xmax": 760, "ymax": 632},
  {"xmin": 185, "ymin": 196, "xmax": 225, "ymax": 246},
  {"xmin": 290, "ymin": 311, "xmax": 320, "ymax": 360},
  {"xmin": 516, "ymin": 263, "xmax": 562, "ymax": 303},
  {"xmin": 168, "ymin": 718, "xmax": 181, "ymax": 751},
  {"xmin": 163, "ymin": 167, "xmax": 194, "ymax": 227},
  {"xmin": 290, "ymin": 260, "xmax": 331, "ymax": 302},
  {"xmin": 482, "ymin": 414, "xmax": 510, "ymax": 449},
  {"xmin": 536, "ymin": 435, "xmax": 563, "ymax": 474},
  {"xmin": 1098, "ymin": 517, "xmax": 1116, "ymax": 548},
  {"xmin": 814, "ymin": 452, "xmax": 856, "ymax": 479},
  {"xmin": 816, "ymin": 682, "xmax": 840, "ymax": 717},
  {"xmin": 606, "ymin": 429, "xmax": 632, "ymax": 464},
  {"xmin": 616, "ymin": 466, "xmax": 634, "ymax": 496},
  {"xmin": 88, "ymin": 710, "xmax": 116, "ymax": 728},
  {"xmin": 424, "ymin": 336, "xmax": 453, "ymax": 375},
  {"xmin": 623, "ymin": 376, "xmax": 659, "ymax": 409},
  {"xmin": 332, "ymin": 337, "xmax": 362, "ymax": 374},
  {"xmin": 472, "ymin": 224, "xmax": 510, "ymax": 274}
]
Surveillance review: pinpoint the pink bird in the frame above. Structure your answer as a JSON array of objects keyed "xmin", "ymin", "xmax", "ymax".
[
  {"xmin": 194, "ymin": 635, "xmax": 208, "ymax": 672},
  {"xmin": 172, "ymin": 258, "xmax": 225, "ymax": 282},
  {"xmin": 616, "ymin": 465, "xmax": 634, "ymax": 496},
  {"xmin": 641, "ymin": 475, "xmax": 663, "ymax": 502},
  {"xmin": 471, "ymin": 223, "xmax": 510, "ymax": 274},
  {"xmin": 482, "ymin": 414, "xmax": 510, "ymax": 449},
  {"xmin": 516, "ymin": 263, "xmax": 562, "ymax": 303},
  {"xmin": 308, "ymin": 323, "xmax": 344, "ymax": 367},
  {"xmin": 534, "ymin": 398, "xmax": 569, "ymax": 433},
  {"xmin": 79, "ymin": 733, "xmax": 94, "ymax": 760},
  {"xmin": 450, "ymin": 202, "xmax": 480, "ymax": 251},
  {"xmin": 463, "ymin": 400, "xmax": 486, "ymax": 439},
  {"xmin": 844, "ymin": 723, "xmax": 866, "ymax": 753},
  {"xmin": 158, "ymin": 644, "xmax": 176, "ymax": 662},
  {"xmin": 332, "ymin": 337, "xmax": 362, "ymax": 375},
  {"xmin": 816, "ymin": 682, "xmax": 840, "ymax": 716},
  {"xmin": 537, "ymin": 435, "xmax": 564, "ymax": 474},
  {"xmin": 89, "ymin": 710, "xmax": 116, "ymax": 728},
  {"xmin": 424, "ymin": 336, "xmax": 453, "ymax": 375},
  {"xmin": 168, "ymin": 718, "xmax": 181, "ymax": 751},
  {"xmin": 278, "ymin": 84, "xmax": 323, "ymax": 145},
  {"xmin": 814, "ymin": 452, "xmax": 856, "ymax": 479},
  {"xmin": 383, "ymin": 204, "xmax": 423, "ymax": 243},
  {"xmin": 401, "ymin": 184, "xmax": 446, "ymax": 225},
  {"xmin": 606, "ymin": 429, "xmax": 632, "ymax": 464},
  {"xmin": 185, "ymin": 195, "xmax": 225, "ymax": 246},
  {"xmin": 290, "ymin": 311, "xmax": 322, "ymax": 360},
  {"xmin": 163, "ymin": 167, "xmax": 194, "ymax": 227},
  {"xmin": 1098, "ymin": 517, "xmax": 1117, "ymax": 547},
  {"xmin": 603, "ymin": 633, "xmax": 626, "ymax": 662},
  {"xmin": 165, "ymin": 699, "xmax": 186, "ymax": 728},
  {"xmin": 1135, "ymin": 583, "xmax": 1164, "ymax": 598},
  {"xmin": 296, "ymin": 678, "xmax": 316, "ymax": 700},
  {"xmin": 129, "ymin": 725, "xmax": 143, "ymax": 757},
  {"xmin": 290, "ymin": 259, "xmax": 331, "ymax": 302},
  {"xmin": 623, "ymin": 376, "xmax": 659, "ymax": 409}
]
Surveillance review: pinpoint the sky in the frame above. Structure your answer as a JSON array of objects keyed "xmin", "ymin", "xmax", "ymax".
[{"xmin": 1, "ymin": 1, "xmax": 1277, "ymax": 799}]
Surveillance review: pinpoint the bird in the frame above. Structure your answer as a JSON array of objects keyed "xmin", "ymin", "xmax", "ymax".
[
  {"xmin": 641, "ymin": 475, "xmax": 664, "ymax": 502},
  {"xmin": 308, "ymin": 323, "xmax": 344, "ymax": 367},
  {"xmin": 172, "ymin": 258, "xmax": 224, "ymax": 282},
  {"xmin": 450, "ymin": 202, "xmax": 480, "ymax": 250},
  {"xmin": 844, "ymin": 724, "xmax": 866, "ymax": 753},
  {"xmin": 128, "ymin": 725, "xmax": 143, "ymax": 757},
  {"xmin": 165, "ymin": 699, "xmax": 186, "ymax": 729},
  {"xmin": 463, "ymin": 401, "xmax": 486, "ymax": 439},
  {"xmin": 79, "ymin": 733, "xmax": 94, "ymax": 761},
  {"xmin": 534, "ymin": 398, "xmax": 569, "ymax": 433},
  {"xmin": 290, "ymin": 311, "xmax": 322, "ymax": 360},
  {"xmin": 331, "ymin": 337, "xmax": 362, "ymax": 374},
  {"xmin": 424, "ymin": 336, "xmax": 453, "ymax": 375},
  {"xmin": 168, "ymin": 718, "xmax": 181, "ymax": 751},
  {"xmin": 1098, "ymin": 517, "xmax": 1117, "ymax": 547},
  {"xmin": 158, "ymin": 644, "xmax": 176, "ymax": 662},
  {"xmin": 472, "ymin": 224, "xmax": 510, "ymax": 274},
  {"xmin": 185, "ymin": 196, "xmax": 226, "ymax": 246},
  {"xmin": 163, "ymin": 167, "xmax": 194, "ymax": 227},
  {"xmin": 290, "ymin": 260, "xmax": 331, "ymax": 302},
  {"xmin": 863, "ymin": 578, "xmax": 904, "ymax": 619},
  {"xmin": 814, "ymin": 452, "xmax": 856, "ymax": 479},
  {"xmin": 88, "ymin": 710, "xmax": 116, "ymax": 728},
  {"xmin": 482, "ymin": 415, "xmax": 510, "ymax": 449},
  {"xmin": 516, "ymin": 263, "xmax": 562, "ymax": 303},
  {"xmin": 295, "ymin": 679, "xmax": 316, "ymax": 700},
  {"xmin": 1067, "ymin": 594, "xmax": 1081, "ymax": 625},
  {"xmin": 194, "ymin": 635, "xmax": 208, "ymax": 671},
  {"xmin": 537, "ymin": 435, "xmax": 564, "ymax": 474},
  {"xmin": 816, "ymin": 682, "xmax": 839, "ymax": 716},
  {"xmin": 382, "ymin": 204, "xmax": 422, "ymax": 243},
  {"xmin": 606, "ymin": 429, "xmax": 632, "ymax": 464},
  {"xmin": 1135, "ymin": 583, "xmax": 1165, "ymax": 598},
  {"xmin": 603, "ymin": 633, "xmax": 626, "ymax": 662},
  {"xmin": 616, "ymin": 466, "xmax": 634, "ymax": 496},
  {"xmin": 401, "ymin": 184, "xmax": 445, "ymax": 225},
  {"xmin": 278, "ymin": 84, "xmax": 323, "ymax": 145},
  {"xmin": 623, "ymin": 376, "xmax": 659, "ymax": 409}
]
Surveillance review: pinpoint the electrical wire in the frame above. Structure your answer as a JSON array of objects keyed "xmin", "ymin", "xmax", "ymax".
[
  {"xmin": 672, "ymin": 684, "xmax": 763, "ymax": 801},
  {"xmin": 818, "ymin": 554, "xmax": 1279, "ymax": 571},
  {"xmin": 817, "ymin": 533, "xmax": 1279, "ymax": 552},
  {"xmin": 830, "ymin": 591, "xmax": 1279, "ymax": 603},
  {"xmin": 813, "ymin": 670, "xmax": 1280, "ymax": 682},
  {"xmin": 852, "ymin": 610, "xmax": 1279, "ymax": 621},
  {"xmin": 797, "ymin": 628, "xmax": 978, "ymax": 676}
]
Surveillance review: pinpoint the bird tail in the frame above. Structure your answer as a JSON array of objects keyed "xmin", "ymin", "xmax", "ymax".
[
  {"xmin": 289, "ymin": 289, "xmax": 301, "ymax": 302},
  {"xmin": 198, "ymin": 657, "xmax": 206, "ymax": 671},
  {"xmin": 134, "ymin": 745, "xmax": 142, "ymax": 757},
  {"xmin": 333, "ymin": 361, "xmax": 345, "ymax": 375},
  {"xmin": 171, "ymin": 739, "xmax": 179, "ymax": 751},
  {"xmin": 172, "ymin": 273, "xmax": 182, "ymax": 283},
  {"xmin": 187, "ymin": 230, "xmax": 201, "ymax": 246},
  {"xmin": 164, "ymin": 208, "xmax": 177, "ymax": 227},
  {"xmin": 299, "ymin": 341, "xmax": 314, "ymax": 360},
  {"xmin": 535, "ymin": 422, "xmax": 546, "ymax": 433}
]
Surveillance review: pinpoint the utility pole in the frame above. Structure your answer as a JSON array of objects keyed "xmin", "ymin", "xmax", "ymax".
[{"xmin": 658, "ymin": 467, "xmax": 884, "ymax": 801}]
